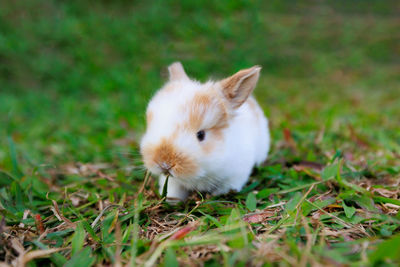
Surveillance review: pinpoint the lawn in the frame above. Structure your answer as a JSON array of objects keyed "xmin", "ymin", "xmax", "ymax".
[{"xmin": 1, "ymin": 0, "xmax": 400, "ymax": 266}]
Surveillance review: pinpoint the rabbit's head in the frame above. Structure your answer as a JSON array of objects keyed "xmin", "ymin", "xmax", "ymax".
[{"xmin": 140, "ymin": 62, "xmax": 261, "ymax": 182}]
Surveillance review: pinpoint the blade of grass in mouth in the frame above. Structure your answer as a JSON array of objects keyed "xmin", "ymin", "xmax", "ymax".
[{"xmin": 161, "ymin": 175, "xmax": 170, "ymax": 199}]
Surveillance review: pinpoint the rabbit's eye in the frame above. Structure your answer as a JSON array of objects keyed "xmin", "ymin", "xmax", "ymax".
[{"xmin": 196, "ymin": 130, "xmax": 206, "ymax": 142}]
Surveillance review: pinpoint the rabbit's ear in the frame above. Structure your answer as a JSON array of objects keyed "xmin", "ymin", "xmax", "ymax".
[
  {"xmin": 168, "ymin": 62, "xmax": 189, "ymax": 81},
  {"xmin": 220, "ymin": 66, "xmax": 261, "ymax": 108}
]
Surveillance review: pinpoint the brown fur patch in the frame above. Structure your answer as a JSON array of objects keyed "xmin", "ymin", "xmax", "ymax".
[
  {"xmin": 142, "ymin": 138, "xmax": 198, "ymax": 178},
  {"xmin": 185, "ymin": 91, "xmax": 229, "ymax": 131},
  {"xmin": 182, "ymin": 91, "xmax": 229, "ymax": 154},
  {"xmin": 188, "ymin": 93, "xmax": 213, "ymax": 130}
]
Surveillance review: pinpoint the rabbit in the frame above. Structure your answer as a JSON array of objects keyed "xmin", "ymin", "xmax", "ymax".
[{"xmin": 140, "ymin": 62, "xmax": 270, "ymax": 202}]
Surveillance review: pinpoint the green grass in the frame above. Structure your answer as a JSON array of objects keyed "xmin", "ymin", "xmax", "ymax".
[{"xmin": 1, "ymin": 0, "xmax": 399, "ymax": 266}]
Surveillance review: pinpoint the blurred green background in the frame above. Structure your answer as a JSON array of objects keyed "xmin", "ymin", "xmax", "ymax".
[{"xmin": 0, "ymin": 0, "xmax": 399, "ymax": 167}]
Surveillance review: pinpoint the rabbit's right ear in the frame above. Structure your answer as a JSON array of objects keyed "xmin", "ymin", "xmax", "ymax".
[
  {"xmin": 168, "ymin": 62, "xmax": 189, "ymax": 81},
  {"xmin": 220, "ymin": 66, "xmax": 261, "ymax": 109}
]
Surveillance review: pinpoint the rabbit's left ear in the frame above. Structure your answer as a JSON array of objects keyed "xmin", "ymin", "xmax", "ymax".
[
  {"xmin": 220, "ymin": 66, "xmax": 261, "ymax": 108},
  {"xmin": 168, "ymin": 62, "xmax": 189, "ymax": 81}
]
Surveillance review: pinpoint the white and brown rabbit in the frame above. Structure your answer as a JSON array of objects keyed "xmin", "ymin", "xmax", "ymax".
[{"xmin": 140, "ymin": 62, "xmax": 270, "ymax": 202}]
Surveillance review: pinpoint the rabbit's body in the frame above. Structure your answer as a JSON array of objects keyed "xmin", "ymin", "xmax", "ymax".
[{"xmin": 140, "ymin": 62, "xmax": 270, "ymax": 202}]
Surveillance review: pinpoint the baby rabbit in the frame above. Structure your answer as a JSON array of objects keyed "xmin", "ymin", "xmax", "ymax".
[{"xmin": 140, "ymin": 62, "xmax": 270, "ymax": 202}]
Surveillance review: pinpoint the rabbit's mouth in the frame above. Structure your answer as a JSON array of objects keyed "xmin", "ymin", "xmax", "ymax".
[
  {"xmin": 159, "ymin": 162, "xmax": 174, "ymax": 176},
  {"xmin": 149, "ymin": 165, "xmax": 179, "ymax": 179},
  {"xmin": 142, "ymin": 140, "xmax": 199, "ymax": 179}
]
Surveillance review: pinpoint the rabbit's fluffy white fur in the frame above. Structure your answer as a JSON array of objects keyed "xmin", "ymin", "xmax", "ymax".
[{"xmin": 140, "ymin": 62, "xmax": 270, "ymax": 202}]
